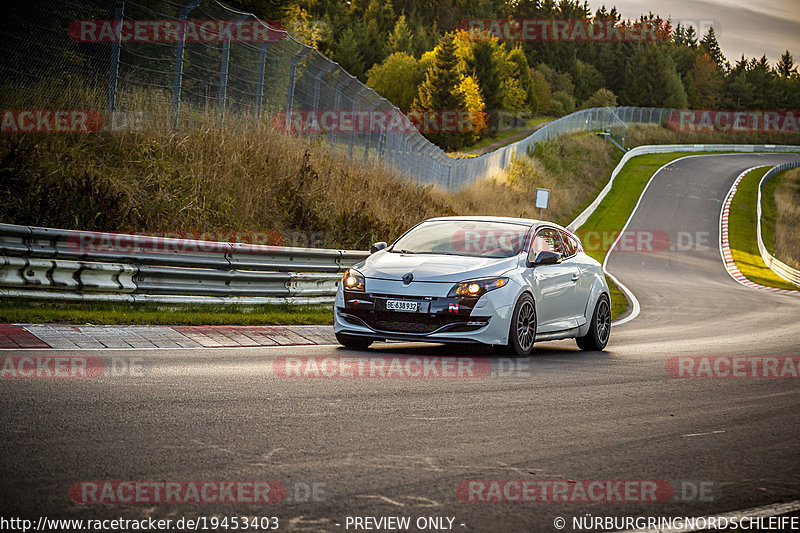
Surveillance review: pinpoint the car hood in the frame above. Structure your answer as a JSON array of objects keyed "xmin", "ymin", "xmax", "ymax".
[{"xmin": 359, "ymin": 251, "xmax": 520, "ymax": 283}]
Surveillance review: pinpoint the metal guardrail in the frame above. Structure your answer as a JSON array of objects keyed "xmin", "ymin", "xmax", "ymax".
[
  {"xmin": 757, "ymin": 161, "xmax": 800, "ymax": 287},
  {"xmin": 0, "ymin": 224, "xmax": 369, "ymax": 305}
]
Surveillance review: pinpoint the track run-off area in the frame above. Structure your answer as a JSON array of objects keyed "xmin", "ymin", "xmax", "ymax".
[{"xmin": 2, "ymin": 153, "xmax": 800, "ymax": 532}]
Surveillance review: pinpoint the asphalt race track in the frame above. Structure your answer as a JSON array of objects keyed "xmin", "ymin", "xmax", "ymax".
[{"xmin": 2, "ymin": 154, "xmax": 800, "ymax": 532}]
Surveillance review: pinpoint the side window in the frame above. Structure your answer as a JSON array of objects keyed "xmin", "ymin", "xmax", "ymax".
[
  {"xmin": 561, "ymin": 231, "xmax": 578, "ymax": 257},
  {"xmin": 529, "ymin": 228, "xmax": 566, "ymax": 259}
]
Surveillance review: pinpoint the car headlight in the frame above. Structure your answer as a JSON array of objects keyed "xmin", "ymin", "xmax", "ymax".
[
  {"xmin": 342, "ymin": 269, "xmax": 365, "ymax": 291},
  {"xmin": 448, "ymin": 277, "xmax": 508, "ymax": 298}
]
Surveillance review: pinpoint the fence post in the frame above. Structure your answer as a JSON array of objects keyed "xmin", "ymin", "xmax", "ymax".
[
  {"xmin": 348, "ymin": 90, "xmax": 368, "ymax": 159},
  {"xmin": 171, "ymin": 0, "xmax": 204, "ymax": 128},
  {"xmin": 330, "ymin": 76, "xmax": 355, "ymax": 148},
  {"xmin": 218, "ymin": 16, "xmax": 250, "ymax": 126},
  {"xmin": 362, "ymin": 100, "xmax": 381, "ymax": 164},
  {"xmin": 312, "ymin": 62, "xmax": 334, "ymax": 142},
  {"xmin": 284, "ymin": 47, "xmax": 311, "ymax": 131},
  {"xmin": 255, "ymin": 42, "xmax": 270, "ymax": 119},
  {"xmin": 312, "ymin": 63, "xmax": 334, "ymax": 114},
  {"xmin": 107, "ymin": 0, "xmax": 124, "ymax": 127}
]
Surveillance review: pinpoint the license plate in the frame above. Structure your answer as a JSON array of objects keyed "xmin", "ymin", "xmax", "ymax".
[{"xmin": 385, "ymin": 299, "xmax": 421, "ymax": 312}]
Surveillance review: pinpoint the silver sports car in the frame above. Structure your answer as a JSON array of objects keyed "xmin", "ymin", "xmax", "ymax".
[{"xmin": 334, "ymin": 216, "xmax": 611, "ymax": 356}]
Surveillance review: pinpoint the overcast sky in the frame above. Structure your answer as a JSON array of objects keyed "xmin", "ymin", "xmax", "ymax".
[{"xmin": 586, "ymin": 0, "xmax": 800, "ymax": 65}]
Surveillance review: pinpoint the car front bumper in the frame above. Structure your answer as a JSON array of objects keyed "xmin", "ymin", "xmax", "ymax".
[{"xmin": 333, "ymin": 278, "xmax": 515, "ymax": 345}]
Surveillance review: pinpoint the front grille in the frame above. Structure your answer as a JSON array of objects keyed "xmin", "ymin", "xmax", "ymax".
[
  {"xmin": 372, "ymin": 319, "xmax": 439, "ymax": 333},
  {"xmin": 345, "ymin": 309, "xmax": 487, "ymax": 334}
]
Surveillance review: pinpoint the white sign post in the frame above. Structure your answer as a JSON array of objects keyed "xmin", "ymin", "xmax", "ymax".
[{"xmin": 535, "ymin": 188, "xmax": 550, "ymax": 219}]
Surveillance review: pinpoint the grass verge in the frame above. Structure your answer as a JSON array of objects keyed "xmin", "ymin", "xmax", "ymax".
[
  {"xmin": 0, "ymin": 299, "xmax": 333, "ymax": 326},
  {"xmin": 457, "ymin": 116, "xmax": 555, "ymax": 153},
  {"xmin": 728, "ymin": 167, "xmax": 800, "ymax": 291}
]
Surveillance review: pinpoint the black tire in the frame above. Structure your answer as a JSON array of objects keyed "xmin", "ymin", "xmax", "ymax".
[
  {"xmin": 576, "ymin": 294, "xmax": 611, "ymax": 351},
  {"xmin": 498, "ymin": 293, "xmax": 537, "ymax": 357},
  {"xmin": 335, "ymin": 332, "xmax": 374, "ymax": 350}
]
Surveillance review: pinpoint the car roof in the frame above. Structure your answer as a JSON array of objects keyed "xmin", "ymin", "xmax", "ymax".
[{"xmin": 425, "ymin": 216, "xmax": 570, "ymax": 232}]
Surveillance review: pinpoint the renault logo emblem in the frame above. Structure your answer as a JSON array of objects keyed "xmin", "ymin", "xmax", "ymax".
[{"xmin": 402, "ymin": 273, "xmax": 414, "ymax": 284}]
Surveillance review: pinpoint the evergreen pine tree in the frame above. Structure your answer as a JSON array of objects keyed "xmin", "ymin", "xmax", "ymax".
[
  {"xmin": 333, "ymin": 26, "xmax": 366, "ymax": 79},
  {"xmin": 700, "ymin": 27, "xmax": 726, "ymax": 71},
  {"xmin": 388, "ymin": 15, "xmax": 414, "ymax": 56},
  {"xmin": 414, "ymin": 33, "xmax": 468, "ymax": 149},
  {"xmin": 776, "ymin": 50, "xmax": 798, "ymax": 78}
]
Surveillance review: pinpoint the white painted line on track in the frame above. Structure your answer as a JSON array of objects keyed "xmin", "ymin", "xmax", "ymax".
[
  {"xmin": 681, "ymin": 430, "xmax": 725, "ymax": 438},
  {"xmin": 615, "ymin": 499, "xmax": 800, "ymax": 533}
]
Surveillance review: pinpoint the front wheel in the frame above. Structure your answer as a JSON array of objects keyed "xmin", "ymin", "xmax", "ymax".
[
  {"xmin": 497, "ymin": 293, "xmax": 537, "ymax": 357},
  {"xmin": 335, "ymin": 332, "xmax": 374, "ymax": 350},
  {"xmin": 576, "ymin": 294, "xmax": 611, "ymax": 351}
]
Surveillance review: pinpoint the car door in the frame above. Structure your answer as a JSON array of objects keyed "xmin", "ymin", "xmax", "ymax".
[
  {"xmin": 559, "ymin": 229, "xmax": 591, "ymax": 327},
  {"xmin": 522, "ymin": 228, "xmax": 580, "ymax": 333}
]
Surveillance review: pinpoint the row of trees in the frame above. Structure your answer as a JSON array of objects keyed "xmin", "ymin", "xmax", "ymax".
[{"xmin": 233, "ymin": 0, "xmax": 800, "ymax": 149}]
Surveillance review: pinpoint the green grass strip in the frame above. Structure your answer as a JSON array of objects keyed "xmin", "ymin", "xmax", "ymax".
[
  {"xmin": 727, "ymin": 167, "xmax": 799, "ymax": 291},
  {"xmin": 0, "ymin": 299, "xmax": 333, "ymax": 326}
]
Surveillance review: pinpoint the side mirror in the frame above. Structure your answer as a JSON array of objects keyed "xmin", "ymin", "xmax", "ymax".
[
  {"xmin": 528, "ymin": 250, "xmax": 561, "ymax": 267},
  {"xmin": 370, "ymin": 241, "xmax": 387, "ymax": 254}
]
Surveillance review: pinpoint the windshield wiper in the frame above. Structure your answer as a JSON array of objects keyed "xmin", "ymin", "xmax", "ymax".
[
  {"xmin": 393, "ymin": 249, "xmax": 416, "ymax": 254},
  {"xmin": 414, "ymin": 251, "xmax": 458, "ymax": 255}
]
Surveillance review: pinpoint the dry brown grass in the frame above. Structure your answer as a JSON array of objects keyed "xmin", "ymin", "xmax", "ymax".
[
  {"xmin": 452, "ymin": 133, "xmax": 619, "ymax": 225},
  {"xmin": 773, "ymin": 168, "xmax": 800, "ymax": 270},
  {"xmin": 0, "ymin": 114, "xmax": 620, "ymax": 249}
]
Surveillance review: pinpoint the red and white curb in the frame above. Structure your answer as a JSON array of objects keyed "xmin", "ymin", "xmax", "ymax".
[
  {"xmin": 719, "ymin": 166, "xmax": 799, "ymax": 295},
  {"xmin": 0, "ymin": 324, "xmax": 336, "ymax": 350}
]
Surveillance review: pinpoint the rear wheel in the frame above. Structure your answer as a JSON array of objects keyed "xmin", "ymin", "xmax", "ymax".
[
  {"xmin": 576, "ymin": 294, "xmax": 611, "ymax": 351},
  {"xmin": 497, "ymin": 293, "xmax": 537, "ymax": 357},
  {"xmin": 335, "ymin": 332, "xmax": 374, "ymax": 350}
]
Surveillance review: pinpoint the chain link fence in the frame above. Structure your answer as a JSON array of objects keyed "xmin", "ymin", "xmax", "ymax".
[{"xmin": 2, "ymin": 0, "xmax": 672, "ymax": 191}]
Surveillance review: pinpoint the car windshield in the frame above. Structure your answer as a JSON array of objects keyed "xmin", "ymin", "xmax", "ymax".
[{"xmin": 390, "ymin": 220, "xmax": 530, "ymax": 258}]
